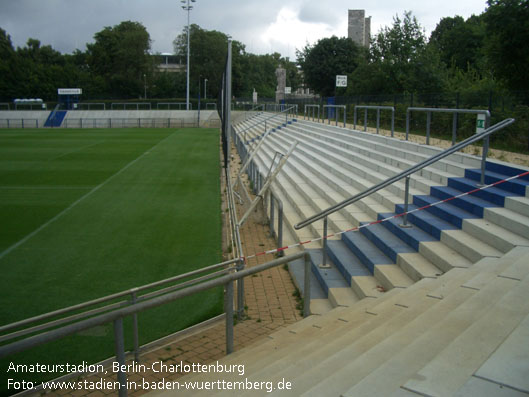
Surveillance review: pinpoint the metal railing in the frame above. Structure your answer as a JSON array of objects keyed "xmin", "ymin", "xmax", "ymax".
[
  {"xmin": 406, "ymin": 107, "xmax": 491, "ymax": 146},
  {"xmin": 0, "ymin": 252, "xmax": 311, "ymax": 397},
  {"xmin": 157, "ymin": 102, "xmax": 193, "ymax": 110},
  {"xmin": 304, "ymin": 104, "xmax": 320, "ymax": 122},
  {"xmin": 323, "ymin": 105, "xmax": 346, "ymax": 127},
  {"xmin": 354, "ymin": 105, "xmax": 395, "ymax": 137},
  {"xmin": 238, "ymin": 106, "xmax": 296, "ymax": 144},
  {"xmin": 75, "ymin": 103, "xmax": 106, "ymax": 110},
  {"xmin": 294, "ymin": 118, "xmax": 516, "ymax": 254},
  {"xmin": 110, "ymin": 103, "xmax": 152, "ymax": 110},
  {"xmin": 0, "ymin": 119, "xmax": 40, "ymax": 128},
  {"xmin": 269, "ymin": 192, "xmax": 284, "ymax": 257},
  {"xmin": 0, "ymin": 259, "xmax": 238, "ymax": 359}
]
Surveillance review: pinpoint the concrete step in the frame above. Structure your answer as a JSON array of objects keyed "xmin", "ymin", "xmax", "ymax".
[
  {"xmin": 339, "ymin": 274, "xmax": 523, "ymax": 397},
  {"xmin": 448, "ymin": 176, "xmax": 515, "ymax": 206},
  {"xmin": 484, "ymin": 206, "xmax": 529, "ymax": 237},
  {"xmin": 282, "ymin": 125, "xmax": 446, "ymax": 192},
  {"xmin": 401, "ymin": 258, "xmax": 529, "ymax": 396},
  {"xmin": 294, "ymin": 119, "xmax": 482, "ymax": 172},
  {"xmin": 466, "ymin": 167, "xmax": 529, "ymax": 196},
  {"xmin": 441, "ymin": 229, "xmax": 503, "ymax": 262},
  {"xmin": 413, "ymin": 194, "xmax": 480, "ymax": 229},
  {"xmin": 167, "ymin": 252, "xmax": 521, "ymax": 397},
  {"xmin": 430, "ymin": 185, "xmax": 500, "ymax": 217},
  {"xmin": 462, "ymin": 217, "xmax": 529, "ymax": 253},
  {"xmin": 505, "ymin": 195, "xmax": 529, "ymax": 217}
]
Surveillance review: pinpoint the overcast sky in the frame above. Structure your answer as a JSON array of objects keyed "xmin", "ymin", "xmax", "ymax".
[{"xmin": 0, "ymin": 0, "xmax": 488, "ymax": 59}]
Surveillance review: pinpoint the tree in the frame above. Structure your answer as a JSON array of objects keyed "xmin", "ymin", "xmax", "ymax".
[
  {"xmin": 87, "ymin": 21, "xmax": 151, "ymax": 98},
  {"xmin": 367, "ymin": 11, "xmax": 445, "ymax": 94},
  {"xmin": 484, "ymin": 0, "xmax": 529, "ymax": 91},
  {"xmin": 430, "ymin": 15, "xmax": 486, "ymax": 71},
  {"xmin": 297, "ymin": 36, "xmax": 364, "ymax": 96},
  {"xmin": 0, "ymin": 28, "xmax": 20, "ymax": 100}
]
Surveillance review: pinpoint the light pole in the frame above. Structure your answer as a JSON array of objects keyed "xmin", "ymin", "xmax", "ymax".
[
  {"xmin": 143, "ymin": 74, "xmax": 147, "ymax": 99},
  {"xmin": 204, "ymin": 78, "xmax": 208, "ymax": 99},
  {"xmin": 181, "ymin": 0, "xmax": 196, "ymax": 111}
]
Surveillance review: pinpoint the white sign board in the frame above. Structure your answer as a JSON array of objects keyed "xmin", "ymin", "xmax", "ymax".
[
  {"xmin": 252, "ymin": 90, "xmax": 258, "ymax": 104},
  {"xmin": 476, "ymin": 113, "xmax": 486, "ymax": 134},
  {"xmin": 285, "ymin": 87, "xmax": 292, "ymax": 94},
  {"xmin": 336, "ymin": 75, "xmax": 347, "ymax": 87},
  {"xmin": 58, "ymin": 88, "xmax": 82, "ymax": 95}
]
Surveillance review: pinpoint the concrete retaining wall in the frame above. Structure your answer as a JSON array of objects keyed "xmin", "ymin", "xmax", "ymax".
[{"xmin": 0, "ymin": 110, "xmax": 221, "ymax": 128}]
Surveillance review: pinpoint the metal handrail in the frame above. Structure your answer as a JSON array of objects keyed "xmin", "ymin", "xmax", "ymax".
[
  {"xmin": 0, "ymin": 251, "xmax": 311, "ymax": 397},
  {"xmin": 323, "ymin": 105, "xmax": 347, "ymax": 127},
  {"xmin": 406, "ymin": 107, "xmax": 491, "ymax": 145},
  {"xmin": 236, "ymin": 106, "xmax": 296, "ymax": 137},
  {"xmin": 0, "ymin": 258, "xmax": 239, "ymax": 339},
  {"xmin": 295, "ymin": 118, "xmax": 515, "ymax": 230},
  {"xmin": 354, "ymin": 105, "xmax": 395, "ymax": 137},
  {"xmin": 304, "ymin": 104, "xmax": 320, "ymax": 122}
]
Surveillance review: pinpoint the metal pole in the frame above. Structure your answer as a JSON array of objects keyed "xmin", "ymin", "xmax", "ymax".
[
  {"xmin": 113, "ymin": 318, "xmax": 127, "ymax": 397},
  {"xmin": 426, "ymin": 112, "xmax": 431, "ymax": 145},
  {"xmin": 277, "ymin": 202, "xmax": 283, "ymax": 257},
  {"xmin": 131, "ymin": 290, "xmax": 139, "ymax": 363},
  {"xmin": 400, "ymin": 176, "xmax": 412, "ymax": 228},
  {"xmin": 391, "ymin": 108, "xmax": 395, "ymax": 137},
  {"xmin": 406, "ymin": 110, "xmax": 410, "ymax": 140},
  {"xmin": 480, "ymin": 114, "xmax": 491, "ymax": 186},
  {"xmin": 270, "ymin": 194, "xmax": 275, "ymax": 237},
  {"xmin": 452, "ymin": 113, "xmax": 457, "ymax": 146},
  {"xmin": 225, "ymin": 280, "xmax": 234, "ymax": 354},
  {"xmin": 303, "ymin": 253, "xmax": 311, "ymax": 318},
  {"xmin": 320, "ymin": 216, "xmax": 329, "ymax": 268},
  {"xmin": 354, "ymin": 106, "xmax": 357, "ymax": 129},
  {"xmin": 185, "ymin": 1, "xmax": 191, "ymax": 110},
  {"xmin": 376, "ymin": 109, "xmax": 380, "ymax": 134},
  {"xmin": 364, "ymin": 108, "xmax": 368, "ymax": 131}
]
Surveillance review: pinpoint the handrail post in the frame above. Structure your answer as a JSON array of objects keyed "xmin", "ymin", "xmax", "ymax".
[
  {"xmin": 400, "ymin": 176, "xmax": 412, "ymax": 228},
  {"xmin": 452, "ymin": 113, "xmax": 458, "ymax": 146},
  {"xmin": 320, "ymin": 216, "xmax": 330, "ymax": 268},
  {"xmin": 277, "ymin": 200, "xmax": 283, "ymax": 257},
  {"xmin": 303, "ymin": 253, "xmax": 311, "ymax": 318},
  {"xmin": 391, "ymin": 108, "xmax": 395, "ymax": 137},
  {"xmin": 426, "ymin": 111, "xmax": 432, "ymax": 145},
  {"xmin": 376, "ymin": 108, "xmax": 380, "ymax": 134},
  {"xmin": 270, "ymin": 193, "xmax": 275, "ymax": 237},
  {"xmin": 406, "ymin": 109, "xmax": 410, "ymax": 140},
  {"xmin": 225, "ymin": 280, "xmax": 234, "ymax": 354},
  {"xmin": 364, "ymin": 108, "xmax": 368, "ymax": 131},
  {"xmin": 479, "ymin": 114, "xmax": 491, "ymax": 186},
  {"xmin": 130, "ymin": 290, "xmax": 140, "ymax": 363},
  {"xmin": 113, "ymin": 317, "xmax": 128, "ymax": 397}
]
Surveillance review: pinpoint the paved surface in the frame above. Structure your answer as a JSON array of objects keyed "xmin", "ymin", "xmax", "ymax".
[{"xmin": 33, "ymin": 143, "xmax": 302, "ymax": 397}]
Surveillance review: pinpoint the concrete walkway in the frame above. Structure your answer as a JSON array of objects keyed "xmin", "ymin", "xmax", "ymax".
[{"xmin": 33, "ymin": 145, "xmax": 302, "ymax": 397}]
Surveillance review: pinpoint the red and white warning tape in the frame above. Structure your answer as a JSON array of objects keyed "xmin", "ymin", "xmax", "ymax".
[{"xmin": 243, "ymin": 170, "xmax": 529, "ymax": 261}]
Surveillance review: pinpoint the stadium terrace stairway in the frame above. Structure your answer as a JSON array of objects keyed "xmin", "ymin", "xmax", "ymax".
[
  {"xmin": 232, "ymin": 112, "xmax": 529, "ymax": 312},
  {"xmin": 44, "ymin": 109, "xmax": 67, "ymax": 127},
  {"xmin": 150, "ymin": 246, "xmax": 529, "ymax": 396},
  {"xmin": 148, "ymin": 112, "xmax": 529, "ymax": 396}
]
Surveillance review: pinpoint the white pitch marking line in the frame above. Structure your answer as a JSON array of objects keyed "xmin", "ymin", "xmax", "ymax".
[{"xmin": 0, "ymin": 132, "xmax": 177, "ymax": 261}]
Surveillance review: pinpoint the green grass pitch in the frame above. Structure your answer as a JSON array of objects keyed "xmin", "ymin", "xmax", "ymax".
[{"xmin": 0, "ymin": 127, "xmax": 223, "ymax": 391}]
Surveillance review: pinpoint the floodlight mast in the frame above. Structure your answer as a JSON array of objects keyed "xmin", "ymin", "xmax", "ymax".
[{"xmin": 181, "ymin": 0, "xmax": 196, "ymax": 111}]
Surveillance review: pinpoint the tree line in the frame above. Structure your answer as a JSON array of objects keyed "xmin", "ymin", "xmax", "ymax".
[
  {"xmin": 298, "ymin": 0, "xmax": 529, "ymax": 101},
  {"xmin": 0, "ymin": 21, "xmax": 298, "ymax": 102},
  {"xmin": 0, "ymin": 0, "xmax": 527, "ymax": 105}
]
